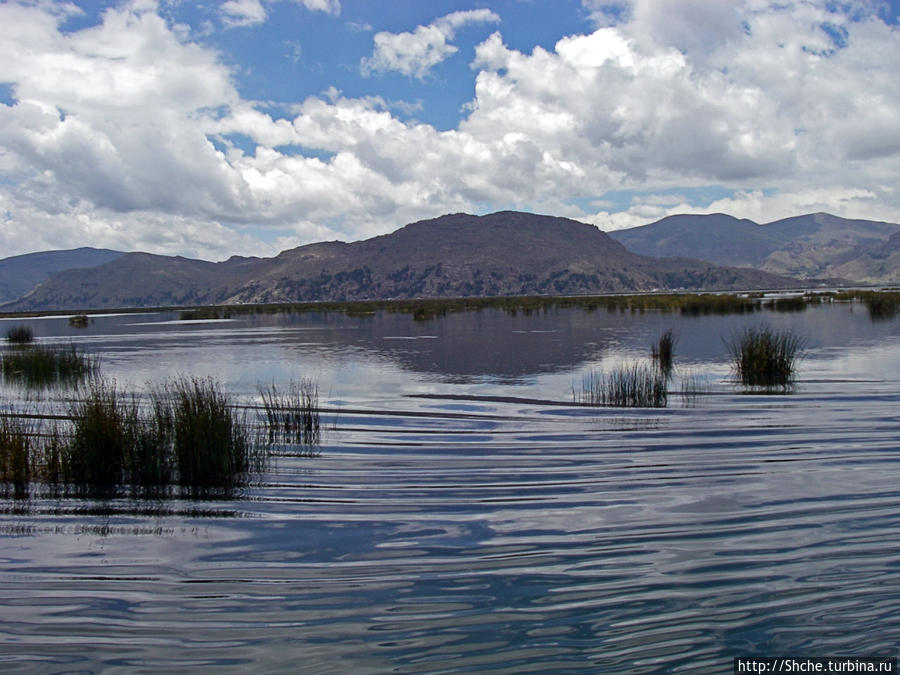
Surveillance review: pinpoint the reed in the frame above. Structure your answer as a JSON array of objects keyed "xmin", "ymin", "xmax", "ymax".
[
  {"xmin": 68, "ymin": 315, "xmax": 89, "ymax": 328},
  {"xmin": 0, "ymin": 344, "xmax": 100, "ymax": 387},
  {"xmin": 651, "ymin": 329, "xmax": 676, "ymax": 375},
  {"xmin": 259, "ymin": 378, "xmax": 320, "ymax": 448},
  {"xmin": 165, "ymin": 376, "xmax": 255, "ymax": 489},
  {"xmin": 6, "ymin": 325, "xmax": 34, "ymax": 344},
  {"xmin": 0, "ymin": 416, "xmax": 32, "ymax": 498},
  {"xmin": 862, "ymin": 292, "xmax": 900, "ymax": 320},
  {"xmin": 65, "ymin": 378, "xmax": 132, "ymax": 489},
  {"xmin": 575, "ymin": 363, "xmax": 668, "ymax": 408},
  {"xmin": 726, "ymin": 326, "xmax": 804, "ymax": 388},
  {"xmin": 768, "ymin": 295, "xmax": 809, "ymax": 312}
]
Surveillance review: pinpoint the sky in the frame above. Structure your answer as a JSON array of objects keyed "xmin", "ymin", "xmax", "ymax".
[{"xmin": 1, "ymin": 0, "xmax": 900, "ymax": 261}]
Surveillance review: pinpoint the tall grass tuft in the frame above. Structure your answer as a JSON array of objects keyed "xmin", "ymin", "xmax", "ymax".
[
  {"xmin": 259, "ymin": 378, "xmax": 320, "ymax": 449},
  {"xmin": 0, "ymin": 344, "xmax": 100, "ymax": 388},
  {"xmin": 65, "ymin": 379, "xmax": 132, "ymax": 490},
  {"xmin": 6, "ymin": 325, "xmax": 34, "ymax": 345},
  {"xmin": 166, "ymin": 376, "xmax": 255, "ymax": 490},
  {"xmin": 651, "ymin": 329, "xmax": 677, "ymax": 376},
  {"xmin": 726, "ymin": 326, "xmax": 804, "ymax": 388},
  {"xmin": 575, "ymin": 363, "xmax": 668, "ymax": 408},
  {"xmin": 0, "ymin": 416, "xmax": 32, "ymax": 498},
  {"xmin": 863, "ymin": 293, "xmax": 900, "ymax": 320}
]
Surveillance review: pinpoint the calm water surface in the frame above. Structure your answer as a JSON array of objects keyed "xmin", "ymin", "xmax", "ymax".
[{"xmin": 1, "ymin": 301, "xmax": 899, "ymax": 673}]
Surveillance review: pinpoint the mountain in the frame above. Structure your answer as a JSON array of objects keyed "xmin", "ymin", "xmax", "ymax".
[
  {"xmin": 4, "ymin": 212, "xmax": 794, "ymax": 312},
  {"xmin": 608, "ymin": 212, "xmax": 900, "ymax": 283},
  {"xmin": 0, "ymin": 247, "xmax": 125, "ymax": 305}
]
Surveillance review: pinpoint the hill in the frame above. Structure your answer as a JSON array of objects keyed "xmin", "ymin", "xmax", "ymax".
[
  {"xmin": 608, "ymin": 212, "xmax": 900, "ymax": 283},
  {"xmin": 0, "ymin": 247, "xmax": 125, "ymax": 305},
  {"xmin": 5, "ymin": 211, "xmax": 794, "ymax": 311}
]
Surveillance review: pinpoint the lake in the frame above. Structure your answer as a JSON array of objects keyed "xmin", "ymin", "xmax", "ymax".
[{"xmin": 1, "ymin": 299, "xmax": 899, "ymax": 673}]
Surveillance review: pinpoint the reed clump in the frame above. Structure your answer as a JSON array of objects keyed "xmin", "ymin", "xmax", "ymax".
[
  {"xmin": 0, "ymin": 416, "xmax": 32, "ymax": 498},
  {"xmin": 68, "ymin": 315, "xmax": 89, "ymax": 328},
  {"xmin": 0, "ymin": 344, "xmax": 100, "ymax": 387},
  {"xmin": 1, "ymin": 376, "xmax": 264, "ymax": 496},
  {"xmin": 259, "ymin": 378, "xmax": 320, "ymax": 449},
  {"xmin": 166, "ymin": 376, "xmax": 256, "ymax": 489},
  {"xmin": 726, "ymin": 326, "xmax": 804, "ymax": 388},
  {"xmin": 575, "ymin": 363, "xmax": 668, "ymax": 408},
  {"xmin": 65, "ymin": 379, "xmax": 135, "ymax": 489},
  {"xmin": 6, "ymin": 325, "xmax": 34, "ymax": 344},
  {"xmin": 651, "ymin": 329, "xmax": 677, "ymax": 375}
]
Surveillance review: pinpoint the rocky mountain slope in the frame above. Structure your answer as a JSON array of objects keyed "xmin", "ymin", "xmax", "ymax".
[
  {"xmin": 608, "ymin": 212, "xmax": 900, "ymax": 283},
  {"xmin": 0, "ymin": 247, "xmax": 125, "ymax": 305},
  {"xmin": 5, "ymin": 211, "xmax": 793, "ymax": 311}
]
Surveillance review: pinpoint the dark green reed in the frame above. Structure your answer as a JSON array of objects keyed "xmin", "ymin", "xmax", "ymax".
[
  {"xmin": 575, "ymin": 363, "xmax": 668, "ymax": 408},
  {"xmin": 0, "ymin": 344, "xmax": 100, "ymax": 388},
  {"xmin": 726, "ymin": 325, "xmax": 805, "ymax": 388},
  {"xmin": 259, "ymin": 377, "xmax": 321, "ymax": 451}
]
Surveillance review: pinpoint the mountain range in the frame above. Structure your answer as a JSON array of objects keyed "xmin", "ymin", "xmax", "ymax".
[
  {"xmin": 608, "ymin": 212, "xmax": 900, "ymax": 284},
  {"xmin": 3, "ymin": 211, "xmax": 793, "ymax": 311},
  {"xmin": 1, "ymin": 210, "xmax": 897, "ymax": 312}
]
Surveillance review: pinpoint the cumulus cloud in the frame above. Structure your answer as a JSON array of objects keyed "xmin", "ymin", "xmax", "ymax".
[
  {"xmin": 221, "ymin": 0, "xmax": 339, "ymax": 28},
  {"xmin": 221, "ymin": 0, "xmax": 267, "ymax": 27},
  {"xmin": 361, "ymin": 9, "xmax": 500, "ymax": 79},
  {"xmin": 1, "ymin": 0, "xmax": 899, "ymax": 260}
]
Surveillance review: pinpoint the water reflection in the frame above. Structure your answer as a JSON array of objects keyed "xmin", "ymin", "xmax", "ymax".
[{"xmin": 2, "ymin": 302, "xmax": 900, "ymax": 672}]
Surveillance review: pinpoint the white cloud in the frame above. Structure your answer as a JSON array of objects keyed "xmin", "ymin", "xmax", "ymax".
[
  {"xmin": 361, "ymin": 9, "xmax": 500, "ymax": 79},
  {"xmin": 1, "ymin": 0, "xmax": 900, "ymax": 261},
  {"xmin": 221, "ymin": 0, "xmax": 267, "ymax": 27},
  {"xmin": 220, "ymin": 0, "xmax": 339, "ymax": 28}
]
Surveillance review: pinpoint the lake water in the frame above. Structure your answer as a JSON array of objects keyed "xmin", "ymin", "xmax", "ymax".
[{"xmin": 1, "ymin": 300, "xmax": 900, "ymax": 673}]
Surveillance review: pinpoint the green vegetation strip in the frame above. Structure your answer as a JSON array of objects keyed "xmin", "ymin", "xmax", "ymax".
[{"xmin": 4, "ymin": 289, "xmax": 900, "ymax": 322}]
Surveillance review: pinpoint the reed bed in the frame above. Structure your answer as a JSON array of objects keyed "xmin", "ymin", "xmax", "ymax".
[
  {"xmin": 259, "ymin": 378, "xmax": 320, "ymax": 449},
  {"xmin": 726, "ymin": 326, "xmax": 804, "ymax": 388},
  {"xmin": 0, "ymin": 344, "xmax": 100, "ymax": 388},
  {"xmin": 6, "ymin": 325, "xmax": 34, "ymax": 344},
  {"xmin": 0, "ymin": 376, "xmax": 269, "ymax": 497},
  {"xmin": 575, "ymin": 363, "xmax": 668, "ymax": 408}
]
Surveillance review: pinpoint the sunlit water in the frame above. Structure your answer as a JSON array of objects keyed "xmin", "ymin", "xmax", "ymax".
[{"xmin": 1, "ymin": 301, "xmax": 899, "ymax": 673}]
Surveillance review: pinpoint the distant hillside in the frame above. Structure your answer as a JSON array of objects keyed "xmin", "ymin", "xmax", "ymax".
[
  {"xmin": 5, "ymin": 211, "xmax": 793, "ymax": 311},
  {"xmin": 0, "ymin": 247, "xmax": 125, "ymax": 305},
  {"xmin": 608, "ymin": 212, "xmax": 900, "ymax": 283}
]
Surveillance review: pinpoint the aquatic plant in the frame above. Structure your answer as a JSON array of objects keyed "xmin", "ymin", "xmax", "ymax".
[
  {"xmin": 0, "ymin": 344, "xmax": 100, "ymax": 388},
  {"xmin": 259, "ymin": 378, "xmax": 320, "ymax": 449},
  {"xmin": 0, "ymin": 415, "xmax": 32, "ymax": 498},
  {"xmin": 165, "ymin": 376, "xmax": 256, "ymax": 489},
  {"xmin": 65, "ymin": 378, "xmax": 134, "ymax": 489},
  {"xmin": 726, "ymin": 326, "xmax": 804, "ymax": 388},
  {"xmin": 6, "ymin": 325, "xmax": 34, "ymax": 344},
  {"xmin": 575, "ymin": 363, "xmax": 668, "ymax": 408},
  {"xmin": 862, "ymin": 292, "xmax": 900, "ymax": 320},
  {"xmin": 651, "ymin": 329, "xmax": 677, "ymax": 375},
  {"xmin": 768, "ymin": 295, "xmax": 809, "ymax": 313},
  {"xmin": 68, "ymin": 315, "xmax": 89, "ymax": 328}
]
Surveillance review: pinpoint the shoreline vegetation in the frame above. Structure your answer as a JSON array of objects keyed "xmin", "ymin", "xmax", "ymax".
[{"xmin": 2, "ymin": 288, "xmax": 900, "ymax": 322}]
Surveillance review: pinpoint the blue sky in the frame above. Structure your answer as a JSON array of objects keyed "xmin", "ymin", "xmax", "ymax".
[{"xmin": 1, "ymin": 0, "xmax": 900, "ymax": 259}]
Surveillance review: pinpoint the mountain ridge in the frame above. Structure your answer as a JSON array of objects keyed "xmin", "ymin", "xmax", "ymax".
[
  {"xmin": 3, "ymin": 211, "xmax": 795, "ymax": 311},
  {"xmin": 608, "ymin": 212, "xmax": 900, "ymax": 282}
]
